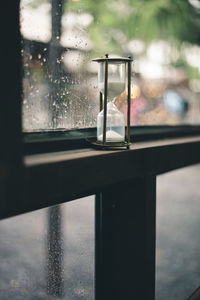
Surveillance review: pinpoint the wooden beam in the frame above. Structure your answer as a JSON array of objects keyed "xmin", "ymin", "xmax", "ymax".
[
  {"xmin": 95, "ymin": 176, "xmax": 156, "ymax": 300},
  {"xmin": 1, "ymin": 136, "xmax": 200, "ymax": 219}
]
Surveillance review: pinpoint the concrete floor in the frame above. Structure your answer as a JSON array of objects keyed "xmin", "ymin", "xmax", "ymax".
[{"xmin": 156, "ymin": 164, "xmax": 200, "ymax": 300}]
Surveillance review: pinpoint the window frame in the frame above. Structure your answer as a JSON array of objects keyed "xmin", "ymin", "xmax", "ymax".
[
  {"xmin": 0, "ymin": 0, "xmax": 23, "ymax": 220},
  {"xmin": 23, "ymin": 125, "xmax": 200, "ymax": 154},
  {"xmin": 1, "ymin": 1, "xmax": 200, "ymax": 299}
]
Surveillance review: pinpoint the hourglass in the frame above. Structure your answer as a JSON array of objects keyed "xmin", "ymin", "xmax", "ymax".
[{"xmin": 93, "ymin": 54, "xmax": 132, "ymax": 149}]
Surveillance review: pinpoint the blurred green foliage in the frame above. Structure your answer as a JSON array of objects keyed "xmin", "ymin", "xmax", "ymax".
[
  {"xmin": 23, "ymin": 0, "xmax": 200, "ymax": 81},
  {"xmin": 64, "ymin": 0, "xmax": 200, "ymax": 55}
]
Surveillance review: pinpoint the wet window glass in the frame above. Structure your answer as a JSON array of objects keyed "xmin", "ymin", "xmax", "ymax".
[
  {"xmin": 156, "ymin": 164, "xmax": 200, "ymax": 300},
  {"xmin": 20, "ymin": 0, "xmax": 200, "ymax": 131},
  {"xmin": 0, "ymin": 196, "xmax": 94, "ymax": 299}
]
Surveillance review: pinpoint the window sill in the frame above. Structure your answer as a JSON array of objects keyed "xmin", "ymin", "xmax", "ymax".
[
  {"xmin": 2, "ymin": 136, "xmax": 200, "ymax": 220},
  {"xmin": 14, "ymin": 136, "xmax": 199, "ymax": 219},
  {"xmin": 23, "ymin": 125, "xmax": 200, "ymax": 154},
  {"xmin": 24, "ymin": 135, "xmax": 200, "ymax": 167}
]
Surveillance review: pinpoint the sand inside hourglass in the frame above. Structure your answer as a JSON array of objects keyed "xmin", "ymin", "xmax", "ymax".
[
  {"xmin": 97, "ymin": 99, "xmax": 125, "ymax": 142},
  {"xmin": 98, "ymin": 129, "xmax": 124, "ymax": 142}
]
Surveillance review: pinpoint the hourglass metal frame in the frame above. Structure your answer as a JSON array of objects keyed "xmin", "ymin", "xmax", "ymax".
[{"xmin": 92, "ymin": 54, "xmax": 133, "ymax": 149}]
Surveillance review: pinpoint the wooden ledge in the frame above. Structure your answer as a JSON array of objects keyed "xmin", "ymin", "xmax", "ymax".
[
  {"xmin": 24, "ymin": 136, "xmax": 200, "ymax": 167},
  {"xmin": 2, "ymin": 136, "xmax": 200, "ymax": 220}
]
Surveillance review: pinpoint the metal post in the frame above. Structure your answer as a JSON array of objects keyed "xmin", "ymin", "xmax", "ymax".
[
  {"xmin": 103, "ymin": 55, "xmax": 108, "ymax": 145},
  {"xmin": 47, "ymin": 206, "xmax": 63, "ymax": 297},
  {"xmin": 127, "ymin": 59, "xmax": 132, "ymax": 149},
  {"xmin": 95, "ymin": 176, "xmax": 156, "ymax": 300},
  {"xmin": 46, "ymin": 2, "xmax": 64, "ymax": 295},
  {"xmin": 48, "ymin": 0, "xmax": 63, "ymax": 129}
]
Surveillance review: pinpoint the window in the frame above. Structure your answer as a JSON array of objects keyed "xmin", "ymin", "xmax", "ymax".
[
  {"xmin": 0, "ymin": 196, "xmax": 94, "ymax": 299},
  {"xmin": 20, "ymin": 0, "xmax": 200, "ymax": 132},
  {"xmin": 1, "ymin": 1, "xmax": 200, "ymax": 300}
]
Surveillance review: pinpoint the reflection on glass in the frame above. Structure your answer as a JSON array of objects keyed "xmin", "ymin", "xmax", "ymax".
[
  {"xmin": 156, "ymin": 164, "xmax": 200, "ymax": 300},
  {"xmin": 0, "ymin": 196, "xmax": 94, "ymax": 299},
  {"xmin": 20, "ymin": 0, "xmax": 200, "ymax": 131}
]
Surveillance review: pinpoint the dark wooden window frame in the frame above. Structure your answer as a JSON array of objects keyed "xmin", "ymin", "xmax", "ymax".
[{"xmin": 1, "ymin": 1, "xmax": 200, "ymax": 300}]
